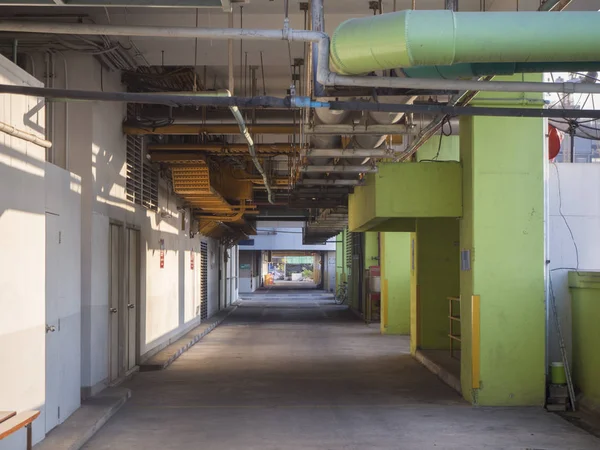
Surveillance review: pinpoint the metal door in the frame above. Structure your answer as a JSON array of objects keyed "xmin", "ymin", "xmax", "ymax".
[
  {"xmin": 45, "ymin": 213, "xmax": 61, "ymax": 432},
  {"xmin": 109, "ymin": 224, "xmax": 121, "ymax": 382},
  {"xmin": 126, "ymin": 228, "xmax": 139, "ymax": 371}
]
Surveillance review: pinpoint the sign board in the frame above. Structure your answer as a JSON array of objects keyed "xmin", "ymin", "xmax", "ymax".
[{"xmin": 160, "ymin": 239, "xmax": 165, "ymax": 269}]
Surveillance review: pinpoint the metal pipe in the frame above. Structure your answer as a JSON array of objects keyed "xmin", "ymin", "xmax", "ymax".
[
  {"xmin": 310, "ymin": 0, "xmax": 325, "ymax": 96},
  {"xmin": 540, "ymin": 0, "xmax": 572, "ymax": 11},
  {"xmin": 228, "ymin": 11, "xmax": 234, "ymax": 93},
  {"xmin": 4, "ymin": 20, "xmax": 600, "ymax": 94},
  {"xmin": 219, "ymin": 89, "xmax": 274, "ymax": 204},
  {"xmin": 5, "ymin": 84, "xmax": 600, "ymax": 119},
  {"xmin": 0, "ymin": 120, "xmax": 52, "ymax": 148},
  {"xmin": 12, "ymin": 38, "xmax": 17, "ymax": 64},
  {"xmin": 301, "ymin": 165, "xmax": 378, "ymax": 173}
]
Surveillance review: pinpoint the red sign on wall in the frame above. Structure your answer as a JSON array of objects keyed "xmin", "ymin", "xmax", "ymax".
[
  {"xmin": 159, "ymin": 239, "xmax": 165, "ymax": 269},
  {"xmin": 190, "ymin": 251, "xmax": 195, "ymax": 270}
]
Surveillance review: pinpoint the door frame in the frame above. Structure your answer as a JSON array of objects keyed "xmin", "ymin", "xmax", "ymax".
[{"xmin": 125, "ymin": 225, "xmax": 140, "ymax": 371}]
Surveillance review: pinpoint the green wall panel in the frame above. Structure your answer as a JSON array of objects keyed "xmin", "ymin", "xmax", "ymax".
[
  {"xmin": 381, "ymin": 232, "xmax": 411, "ymax": 334},
  {"xmin": 416, "ymin": 218, "xmax": 460, "ymax": 349}
]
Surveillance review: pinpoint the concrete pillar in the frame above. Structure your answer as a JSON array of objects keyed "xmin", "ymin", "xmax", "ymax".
[
  {"xmin": 411, "ymin": 219, "xmax": 460, "ymax": 350},
  {"xmin": 459, "ymin": 74, "xmax": 546, "ymax": 405},
  {"xmin": 381, "ymin": 232, "xmax": 411, "ymax": 334}
]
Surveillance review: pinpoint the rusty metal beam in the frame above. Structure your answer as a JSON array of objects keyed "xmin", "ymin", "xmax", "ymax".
[
  {"xmin": 148, "ymin": 143, "xmax": 297, "ymax": 153},
  {"xmin": 124, "ymin": 123, "xmax": 298, "ymax": 135}
]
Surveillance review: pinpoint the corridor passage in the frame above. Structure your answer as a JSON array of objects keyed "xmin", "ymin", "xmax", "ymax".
[{"xmin": 84, "ymin": 292, "xmax": 599, "ymax": 450}]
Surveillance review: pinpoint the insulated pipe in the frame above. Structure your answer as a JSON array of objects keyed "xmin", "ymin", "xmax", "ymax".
[{"xmin": 329, "ymin": 11, "xmax": 600, "ymax": 75}]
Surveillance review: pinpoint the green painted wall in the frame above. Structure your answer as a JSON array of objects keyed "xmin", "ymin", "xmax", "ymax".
[
  {"xmin": 348, "ymin": 162, "xmax": 462, "ymax": 231},
  {"xmin": 569, "ymin": 272, "xmax": 600, "ymax": 409},
  {"xmin": 417, "ymin": 135, "xmax": 460, "ymax": 162},
  {"xmin": 459, "ymin": 74, "xmax": 545, "ymax": 406},
  {"xmin": 381, "ymin": 232, "xmax": 411, "ymax": 334},
  {"xmin": 364, "ymin": 232, "xmax": 379, "ymax": 269},
  {"xmin": 415, "ymin": 218, "xmax": 460, "ymax": 349}
]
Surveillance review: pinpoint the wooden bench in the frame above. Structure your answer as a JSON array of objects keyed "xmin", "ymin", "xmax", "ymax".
[{"xmin": 0, "ymin": 410, "xmax": 40, "ymax": 449}]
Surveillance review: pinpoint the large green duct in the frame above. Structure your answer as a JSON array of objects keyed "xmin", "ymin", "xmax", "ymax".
[
  {"xmin": 401, "ymin": 62, "xmax": 600, "ymax": 79},
  {"xmin": 330, "ymin": 10, "xmax": 600, "ymax": 75}
]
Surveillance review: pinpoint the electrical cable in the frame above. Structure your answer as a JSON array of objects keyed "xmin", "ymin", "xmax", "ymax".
[
  {"xmin": 552, "ymin": 162, "xmax": 580, "ymax": 272},
  {"xmin": 419, "ymin": 115, "xmax": 453, "ymax": 162}
]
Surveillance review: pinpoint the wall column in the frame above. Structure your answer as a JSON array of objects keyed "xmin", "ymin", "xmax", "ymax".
[
  {"xmin": 459, "ymin": 74, "xmax": 545, "ymax": 405},
  {"xmin": 381, "ymin": 232, "xmax": 411, "ymax": 334}
]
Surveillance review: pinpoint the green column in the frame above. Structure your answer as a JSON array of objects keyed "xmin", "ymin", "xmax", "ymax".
[
  {"xmin": 413, "ymin": 218, "xmax": 460, "ymax": 349},
  {"xmin": 459, "ymin": 74, "xmax": 545, "ymax": 406},
  {"xmin": 364, "ymin": 232, "xmax": 379, "ymax": 269},
  {"xmin": 381, "ymin": 232, "xmax": 411, "ymax": 335}
]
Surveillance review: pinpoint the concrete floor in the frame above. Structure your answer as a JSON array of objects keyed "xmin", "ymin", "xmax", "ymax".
[{"xmin": 83, "ymin": 291, "xmax": 600, "ymax": 450}]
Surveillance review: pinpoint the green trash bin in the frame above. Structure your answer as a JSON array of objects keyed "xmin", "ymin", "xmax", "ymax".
[{"xmin": 568, "ymin": 271, "xmax": 600, "ymax": 408}]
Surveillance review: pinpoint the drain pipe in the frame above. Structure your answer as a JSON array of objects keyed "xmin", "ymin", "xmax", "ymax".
[
  {"xmin": 311, "ymin": 0, "xmax": 325, "ymax": 97},
  {"xmin": 3, "ymin": 18, "xmax": 600, "ymax": 94}
]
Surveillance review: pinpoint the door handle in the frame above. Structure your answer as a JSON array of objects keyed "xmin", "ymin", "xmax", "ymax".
[
  {"xmin": 127, "ymin": 303, "xmax": 135, "ymax": 309},
  {"xmin": 46, "ymin": 325, "xmax": 56, "ymax": 333},
  {"xmin": 109, "ymin": 308, "xmax": 118, "ymax": 313}
]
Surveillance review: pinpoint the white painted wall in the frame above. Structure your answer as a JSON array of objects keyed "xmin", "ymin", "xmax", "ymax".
[
  {"xmin": 22, "ymin": 51, "xmax": 224, "ymax": 396},
  {"xmin": 0, "ymin": 55, "xmax": 48, "ymax": 448},
  {"xmin": 242, "ymin": 221, "xmax": 335, "ymax": 251},
  {"xmin": 44, "ymin": 164, "xmax": 82, "ymax": 433},
  {"xmin": 548, "ymin": 163, "xmax": 600, "ymax": 365}
]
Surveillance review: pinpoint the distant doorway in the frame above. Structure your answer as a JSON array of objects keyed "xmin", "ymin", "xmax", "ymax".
[{"xmin": 265, "ymin": 252, "xmax": 321, "ymax": 289}]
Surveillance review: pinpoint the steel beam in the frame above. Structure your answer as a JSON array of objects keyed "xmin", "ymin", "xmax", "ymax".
[
  {"xmin": 300, "ymin": 149, "xmax": 395, "ymax": 158},
  {"xmin": 305, "ymin": 124, "xmax": 409, "ymax": 135},
  {"xmin": 148, "ymin": 143, "xmax": 296, "ymax": 153},
  {"xmin": 124, "ymin": 123, "xmax": 297, "ymax": 136},
  {"xmin": 300, "ymin": 165, "xmax": 377, "ymax": 173},
  {"xmin": 299, "ymin": 179, "xmax": 361, "ymax": 186}
]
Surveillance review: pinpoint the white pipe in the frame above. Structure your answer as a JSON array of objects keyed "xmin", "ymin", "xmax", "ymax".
[
  {"xmin": 2, "ymin": 21, "xmax": 600, "ymax": 94},
  {"xmin": 0, "ymin": 121, "xmax": 52, "ymax": 148}
]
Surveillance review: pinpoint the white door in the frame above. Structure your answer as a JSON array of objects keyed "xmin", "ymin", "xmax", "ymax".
[
  {"xmin": 45, "ymin": 213, "xmax": 61, "ymax": 432},
  {"xmin": 125, "ymin": 228, "xmax": 139, "ymax": 371},
  {"xmin": 109, "ymin": 224, "xmax": 121, "ymax": 382}
]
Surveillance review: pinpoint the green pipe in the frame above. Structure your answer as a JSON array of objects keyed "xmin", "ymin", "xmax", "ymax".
[
  {"xmin": 401, "ymin": 62, "xmax": 600, "ymax": 79},
  {"xmin": 330, "ymin": 10, "xmax": 600, "ymax": 75}
]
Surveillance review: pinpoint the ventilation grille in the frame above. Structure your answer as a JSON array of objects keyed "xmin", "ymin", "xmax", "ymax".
[
  {"xmin": 200, "ymin": 241, "xmax": 208, "ymax": 320},
  {"xmin": 126, "ymin": 135, "xmax": 159, "ymax": 211},
  {"xmin": 345, "ymin": 230, "xmax": 353, "ymax": 269}
]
